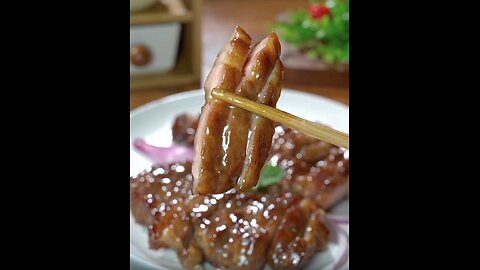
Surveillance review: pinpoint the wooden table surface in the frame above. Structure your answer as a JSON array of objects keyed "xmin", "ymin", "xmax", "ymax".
[{"xmin": 130, "ymin": 0, "xmax": 349, "ymax": 111}]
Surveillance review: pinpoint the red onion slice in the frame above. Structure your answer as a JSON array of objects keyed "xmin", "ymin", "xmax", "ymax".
[
  {"xmin": 133, "ymin": 138, "xmax": 194, "ymax": 165},
  {"xmin": 326, "ymin": 214, "xmax": 349, "ymax": 225}
]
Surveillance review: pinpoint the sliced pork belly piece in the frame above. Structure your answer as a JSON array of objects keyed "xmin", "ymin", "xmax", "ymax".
[
  {"xmin": 237, "ymin": 59, "xmax": 283, "ymax": 191},
  {"xmin": 267, "ymin": 198, "xmax": 329, "ymax": 270},
  {"xmin": 291, "ymin": 149, "xmax": 349, "ymax": 210},
  {"xmin": 193, "ymin": 190, "xmax": 299, "ymax": 270},
  {"xmin": 130, "ymin": 162, "xmax": 193, "ymax": 225},
  {"xmin": 192, "ymin": 26, "xmax": 252, "ymax": 195},
  {"xmin": 149, "ymin": 190, "xmax": 234, "ymax": 269},
  {"xmin": 222, "ymin": 33, "xmax": 282, "ymax": 192},
  {"xmin": 193, "ymin": 29, "xmax": 283, "ymax": 195},
  {"xmin": 272, "ymin": 127, "xmax": 349, "ymax": 209}
]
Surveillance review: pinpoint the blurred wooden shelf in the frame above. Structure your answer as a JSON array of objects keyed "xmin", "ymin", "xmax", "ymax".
[
  {"xmin": 130, "ymin": 63, "xmax": 198, "ymax": 89},
  {"xmin": 130, "ymin": 0, "xmax": 201, "ymax": 92},
  {"xmin": 130, "ymin": 3, "xmax": 194, "ymax": 25}
]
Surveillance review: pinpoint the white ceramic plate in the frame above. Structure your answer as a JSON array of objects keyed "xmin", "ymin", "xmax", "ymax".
[{"xmin": 130, "ymin": 89, "xmax": 349, "ymax": 270}]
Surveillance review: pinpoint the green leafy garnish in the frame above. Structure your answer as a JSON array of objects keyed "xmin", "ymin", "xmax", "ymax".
[
  {"xmin": 270, "ymin": 0, "xmax": 349, "ymax": 64},
  {"xmin": 252, "ymin": 164, "xmax": 286, "ymax": 191}
]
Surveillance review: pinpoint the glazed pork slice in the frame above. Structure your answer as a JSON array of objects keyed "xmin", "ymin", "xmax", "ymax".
[
  {"xmin": 267, "ymin": 198, "xmax": 329, "ymax": 270},
  {"xmin": 237, "ymin": 60, "xmax": 283, "ymax": 191},
  {"xmin": 149, "ymin": 191, "xmax": 233, "ymax": 269},
  {"xmin": 193, "ymin": 28, "xmax": 283, "ymax": 195},
  {"xmin": 130, "ymin": 162, "xmax": 193, "ymax": 225},
  {"xmin": 135, "ymin": 161, "xmax": 234, "ymax": 268},
  {"xmin": 271, "ymin": 126, "xmax": 349, "ymax": 209},
  {"xmin": 191, "ymin": 187, "xmax": 330, "ymax": 270},
  {"xmin": 220, "ymin": 34, "xmax": 282, "ymax": 193},
  {"xmin": 193, "ymin": 189, "xmax": 297, "ymax": 270},
  {"xmin": 192, "ymin": 26, "xmax": 252, "ymax": 195}
]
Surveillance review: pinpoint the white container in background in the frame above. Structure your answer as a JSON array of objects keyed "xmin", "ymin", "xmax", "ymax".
[{"xmin": 130, "ymin": 23, "xmax": 181, "ymax": 75}]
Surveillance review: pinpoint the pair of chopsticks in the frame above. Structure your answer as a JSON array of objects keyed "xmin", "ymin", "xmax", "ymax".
[{"xmin": 211, "ymin": 88, "xmax": 349, "ymax": 149}]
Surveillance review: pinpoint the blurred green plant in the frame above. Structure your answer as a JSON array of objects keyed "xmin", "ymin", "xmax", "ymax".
[{"xmin": 272, "ymin": 0, "xmax": 349, "ymax": 64}]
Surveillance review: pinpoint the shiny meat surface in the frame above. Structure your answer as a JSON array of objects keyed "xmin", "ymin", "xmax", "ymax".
[
  {"xmin": 131, "ymin": 162, "xmax": 231, "ymax": 268},
  {"xmin": 130, "ymin": 163, "xmax": 193, "ymax": 226},
  {"xmin": 267, "ymin": 198, "xmax": 329, "ymax": 269},
  {"xmin": 194, "ymin": 190, "xmax": 299, "ymax": 270},
  {"xmin": 272, "ymin": 126, "xmax": 349, "ymax": 209},
  {"xmin": 192, "ymin": 26, "xmax": 252, "ymax": 195},
  {"xmin": 130, "ymin": 114, "xmax": 349, "ymax": 270},
  {"xmin": 236, "ymin": 59, "xmax": 283, "ymax": 192},
  {"xmin": 193, "ymin": 27, "xmax": 284, "ymax": 195}
]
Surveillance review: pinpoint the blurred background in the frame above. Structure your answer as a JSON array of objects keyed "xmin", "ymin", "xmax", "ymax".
[{"xmin": 130, "ymin": 0, "xmax": 349, "ymax": 110}]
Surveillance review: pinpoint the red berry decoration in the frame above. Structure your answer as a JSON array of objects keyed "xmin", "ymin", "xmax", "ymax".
[{"xmin": 309, "ymin": 4, "xmax": 331, "ymax": 20}]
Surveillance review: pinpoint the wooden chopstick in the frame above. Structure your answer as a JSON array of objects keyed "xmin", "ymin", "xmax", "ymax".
[{"xmin": 211, "ymin": 88, "xmax": 349, "ymax": 149}]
